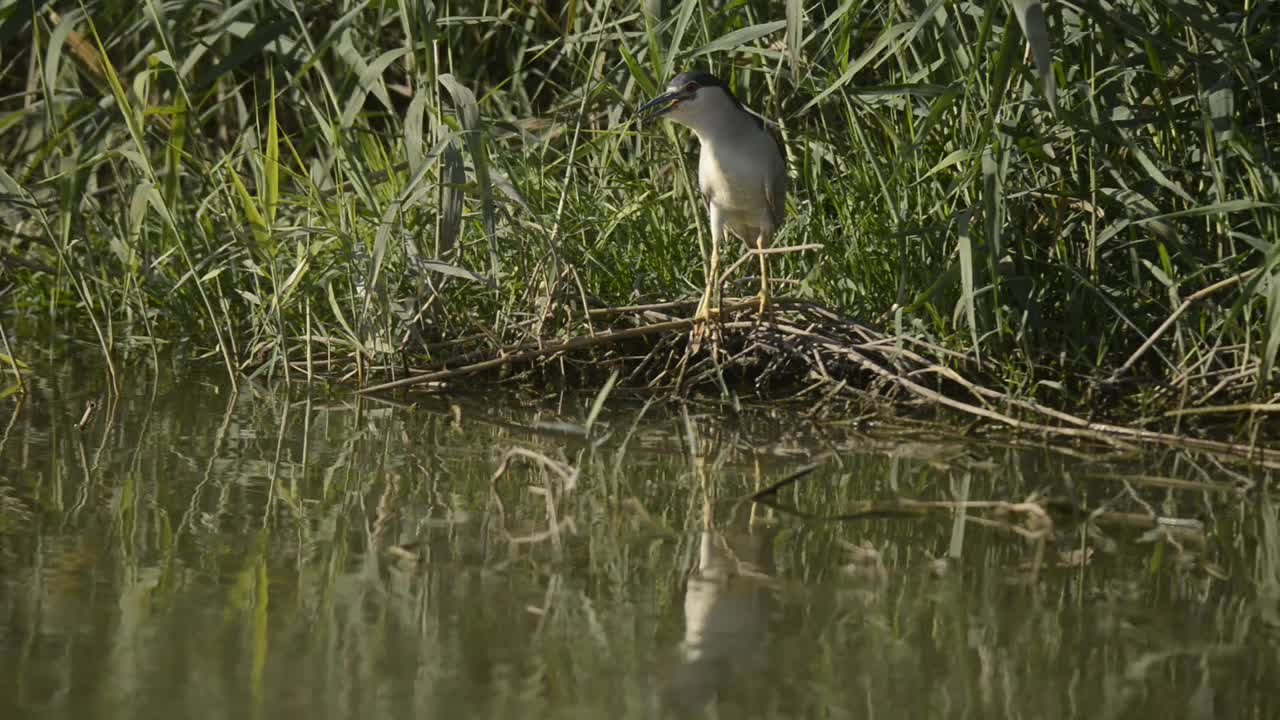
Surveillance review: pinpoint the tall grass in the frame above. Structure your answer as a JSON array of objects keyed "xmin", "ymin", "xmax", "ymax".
[{"xmin": 1, "ymin": 0, "xmax": 1277, "ymax": 413}]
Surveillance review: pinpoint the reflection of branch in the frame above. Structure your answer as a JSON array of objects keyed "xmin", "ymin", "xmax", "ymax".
[
  {"xmin": 749, "ymin": 457, "xmax": 829, "ymax": 501},
  {"xmin": 489, "ymin": 448, "xmax": 580, "ymax": 557},
  {"xmin": 752, "ymin": 495, "xmax": 929, "ymax": 522},
  {"xmin": 1089, "ymin": 471, "xmax": 1244, "ymax": 495},
  {"xmin": 491, "ymin": 447, "xmax": 579, "ymax": 488}
]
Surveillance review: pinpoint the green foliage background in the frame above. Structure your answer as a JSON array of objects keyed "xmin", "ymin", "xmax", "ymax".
[{"xmin": 1, "ymin": 0, "xmax": 1277, "ymax": 409}]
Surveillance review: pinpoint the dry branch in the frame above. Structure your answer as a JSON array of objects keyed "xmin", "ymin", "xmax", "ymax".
[{"xmin": 1109, "ymin": 269, "xmax": 1260, "ymax": 381}]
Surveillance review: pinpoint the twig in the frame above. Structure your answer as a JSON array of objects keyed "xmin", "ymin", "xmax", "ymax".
[
  {"xmin": 749, "ymin": 243, "xmax": 825, "ymax": 256},
  {"xmin": 1110, "ymin": 269, "xmax": 1260, "ymax": 381},
  {"xmin": 1164, "ymin": 402, "xmax": 1280, "ymax": 417},
  {"xmin": 717, "ymin": 243, "xmax": 823, "ymax": 285},
  {"xmin": 587, "ymin": 299, "xmax": 699, "ymax": 317}
]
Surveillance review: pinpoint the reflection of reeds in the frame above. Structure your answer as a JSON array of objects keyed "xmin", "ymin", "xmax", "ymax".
[{"xmin": 3, "ymin": 372, "xmax": 1277, "ymax": 717}]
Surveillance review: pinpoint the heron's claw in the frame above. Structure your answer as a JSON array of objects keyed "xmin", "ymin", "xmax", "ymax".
[
  {"xmin": 749, "ymin": 290, "xmax": 772, "ymax": 320},
  {"xmin": 689, "ymin": 292, "xmax": 722, "ymax": 351}
]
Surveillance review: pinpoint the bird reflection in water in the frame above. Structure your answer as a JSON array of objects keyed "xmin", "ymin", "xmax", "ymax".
[{"xmin": 655, "ymin": 475, "xmax": 779, "ymax": 716}]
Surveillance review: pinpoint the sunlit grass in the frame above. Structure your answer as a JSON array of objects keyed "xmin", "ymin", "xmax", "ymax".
[{"xmin": 1, "ymin": 0, "xmax": 1277, "ymax": 416}]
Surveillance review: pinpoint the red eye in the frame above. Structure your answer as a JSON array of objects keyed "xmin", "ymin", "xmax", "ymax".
[{"xmin": 684, "ymin": 82, "xmax": 697, "ymax": 93}]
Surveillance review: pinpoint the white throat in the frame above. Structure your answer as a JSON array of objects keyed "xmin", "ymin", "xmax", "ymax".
[{"xmin": 666, "ymin": 87, "xmax": 757, "ymax": 146}]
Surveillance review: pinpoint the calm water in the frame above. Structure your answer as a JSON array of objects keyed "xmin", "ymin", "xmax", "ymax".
[{"xmin": 2, "ymin": 360, "xmax": 1279, "ymax": 719}]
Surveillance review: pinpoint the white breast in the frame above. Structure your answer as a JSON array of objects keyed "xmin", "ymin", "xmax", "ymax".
[{"xmin": 698, "ymin": 142, "xmax": 777, "ymax": 236}]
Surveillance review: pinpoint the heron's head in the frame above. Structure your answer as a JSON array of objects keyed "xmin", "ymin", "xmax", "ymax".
[{"xmin": 637, "ymin": 71, "xmax": 751, "ymax": 135}]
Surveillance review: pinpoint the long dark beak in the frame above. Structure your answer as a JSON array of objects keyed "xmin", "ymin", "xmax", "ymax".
[{"xmin": 637, "ymin": 89, "xmax": 689, "ymax": 122}]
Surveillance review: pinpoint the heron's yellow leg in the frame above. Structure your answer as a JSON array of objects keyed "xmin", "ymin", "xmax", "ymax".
[
  {"xmin": 692, "ymin": 242, "xmax": 720, "ymax": 322},
  {"xmin": 754, "ymin": 246, "xmax": 771, "ymax": 316},
  {"xmin": 691, "ymin": 206, "xmax": 724, "ymax": 348}
]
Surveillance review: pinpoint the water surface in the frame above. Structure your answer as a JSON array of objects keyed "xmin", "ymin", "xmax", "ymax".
[{"xmin": 2, "ymin": 362, "xmax": 1277, "ymax": 718}]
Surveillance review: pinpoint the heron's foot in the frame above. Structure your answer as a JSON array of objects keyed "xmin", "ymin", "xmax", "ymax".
[
  {"xmin": 689, "ymin": 294, "xmax": 723, "ymax": 350},
  {"xmin": 747, "ymin": 290, "xmax": 772, "ymax": 321}
]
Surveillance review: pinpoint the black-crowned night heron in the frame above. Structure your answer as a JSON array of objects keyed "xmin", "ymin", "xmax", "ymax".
[{"xmin": 639, "ymin": 71, "xmax": 787, "ymax": 330}]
